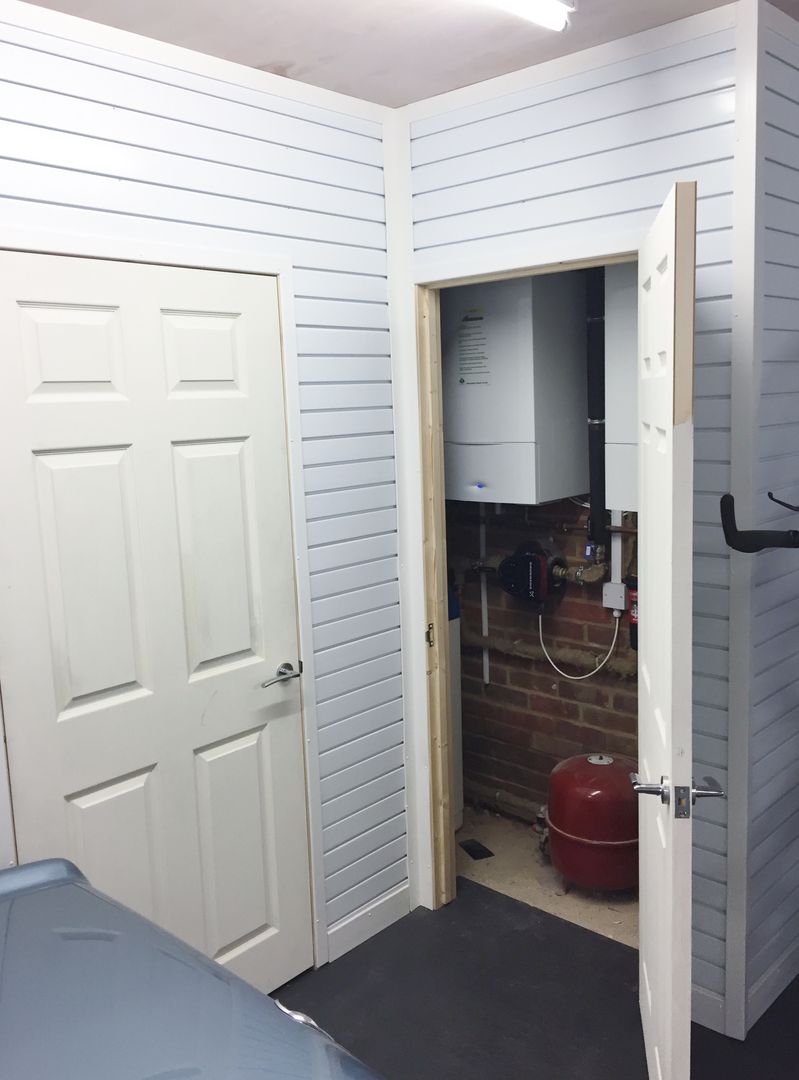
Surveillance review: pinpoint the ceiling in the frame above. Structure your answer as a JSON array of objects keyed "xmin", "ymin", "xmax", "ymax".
[{"xmin": 26, "ymin": 0, "xmax": 799, "ymax": 106}]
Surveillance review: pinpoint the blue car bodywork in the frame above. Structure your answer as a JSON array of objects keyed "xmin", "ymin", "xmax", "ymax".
[{"xmin": 0, "ymin": 859, "xmax": 381, "ymax": 1080}]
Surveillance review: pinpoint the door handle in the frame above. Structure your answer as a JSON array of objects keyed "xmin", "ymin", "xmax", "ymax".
[
  {"xmin": 630, "ymin": 772, "xmax": 670, "ymax": 805},
  {"xmin": 692, "ymin": 776, "xmax": 726, "ymax": 804},
  {"xmin": 261, "ymin": 662, "xmax": 302, "ymax": 690}
]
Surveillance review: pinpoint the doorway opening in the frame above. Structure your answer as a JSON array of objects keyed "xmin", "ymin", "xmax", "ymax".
[{"xmin": 419, "ymin": 254, "xmax": 641, "ymax": 947}]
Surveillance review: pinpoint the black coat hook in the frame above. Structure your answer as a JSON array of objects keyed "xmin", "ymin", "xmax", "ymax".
[
  {"xmin": 768, "ymin": 491, "xmax": 799, "ymax": 513},
  {"xmin": 721, "ymin": 494, "xmax": 799, "ymax": 553}
]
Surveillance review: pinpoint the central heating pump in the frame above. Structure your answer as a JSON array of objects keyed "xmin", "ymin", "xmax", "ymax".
[{"xmin": 496, "ymin": 542, "xmax": 566, "ymax": 613}]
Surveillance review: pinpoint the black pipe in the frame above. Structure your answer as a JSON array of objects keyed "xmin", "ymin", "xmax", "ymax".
[{"xmin": 585, "ymin": 268, "xmax": 609, "ymax": 548}]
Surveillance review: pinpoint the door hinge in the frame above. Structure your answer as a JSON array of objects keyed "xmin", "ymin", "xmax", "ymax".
[{"xmin": 425, "ymin": 623, "xmax": 435, "ymax": 648}]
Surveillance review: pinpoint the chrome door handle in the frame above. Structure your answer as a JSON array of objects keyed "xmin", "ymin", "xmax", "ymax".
[
  {"xmin": 692, "ymin": 776, "xmax": 726, "ymax": 804},
  {"xmin": 630, "ymin": 772, "xmax": 670, "ymax": 805},
  {"xmin": 261, "ymin": 662, "xmax": 302, "ymax": 690}
]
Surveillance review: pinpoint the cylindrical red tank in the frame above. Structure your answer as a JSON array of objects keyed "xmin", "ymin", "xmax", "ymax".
[{"xmin": 546, "ymin": 753, "xmax": 638, "ymax": 891}]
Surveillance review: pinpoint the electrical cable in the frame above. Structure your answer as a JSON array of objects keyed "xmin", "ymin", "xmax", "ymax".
[{"xmin": 538, "ymin": 612, "xmax": 620, "ymax": 681}]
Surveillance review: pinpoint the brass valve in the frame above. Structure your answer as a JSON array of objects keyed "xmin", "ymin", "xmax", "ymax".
[{"xmin": 551, "ymin": 561, "xmax": 608, "ymax": 586}]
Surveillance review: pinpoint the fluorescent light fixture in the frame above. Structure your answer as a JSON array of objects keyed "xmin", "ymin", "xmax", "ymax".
[{"xmin": 486, "ymin": 0, "xmax": 575, "ymax": 32}]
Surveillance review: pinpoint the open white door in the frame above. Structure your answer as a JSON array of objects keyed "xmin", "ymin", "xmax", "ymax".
[
  {"xmin": 636, "ymin": 182, "xmax": 697, "ymax": 1080},
  {"xmin": 0, "ymin": 252, "xmax": 313, "ymax": 993}
]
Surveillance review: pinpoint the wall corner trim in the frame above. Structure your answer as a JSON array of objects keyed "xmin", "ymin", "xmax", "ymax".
[
  {"xmin": 723, "ymin": 0, "xmax": 763, "ymax": 1040},
  {"xmin": 383, "ymin": 109, "xmax": 436, "ymax": 911}
]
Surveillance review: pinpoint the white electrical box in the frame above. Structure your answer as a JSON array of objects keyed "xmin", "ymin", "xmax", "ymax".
[
  {"xmin": 442, "ymin": 274, "xmax": 588, "ymax": 505},
  {"xmin": 604, "ymin": 262, "xmax": 638, "ymax": 512}
]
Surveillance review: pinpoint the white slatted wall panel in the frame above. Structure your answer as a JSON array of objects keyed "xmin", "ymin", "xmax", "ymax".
[
  {"xmin": 409, "ymin": 28, "xmax": 736, "ymax": 1024},
  {"xmin": 746, "ymin": 21, "xmax": 799, "ymax": 1026},
  {"xmin": 0, "ymin": 14, "xmax": 408, "ymax": 939}
]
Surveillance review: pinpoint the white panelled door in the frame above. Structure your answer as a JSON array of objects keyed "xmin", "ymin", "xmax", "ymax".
[
  {"xmin": 0, "ymin": 252, "xmax": 312, "ymax": 993},
  {"xmin": 636, "ymin": 183, "xmax": 697, "ymax": 1079}
]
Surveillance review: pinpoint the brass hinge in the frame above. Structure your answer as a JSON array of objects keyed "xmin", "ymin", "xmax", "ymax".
[{"xmin": 425, "ymin": 623, "xmax": 435, "ymax": 648}]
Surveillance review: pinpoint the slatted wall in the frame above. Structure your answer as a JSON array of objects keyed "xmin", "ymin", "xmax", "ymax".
[
  {"xmin": 0, "ymin": 11, "xmax": 409, "ymax": 946},
  {"xmin": 746, "ymin": 13, "xmax": 799, "ymax": 1027},
  {"xmin": 409, "ymin": 26, "xmax": 737, "ymax": 1028}
]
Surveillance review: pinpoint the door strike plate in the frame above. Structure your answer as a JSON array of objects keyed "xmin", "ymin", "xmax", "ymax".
[{"xmin": 674, "ymin": 785, "xmax": 691, "ymax": 819}]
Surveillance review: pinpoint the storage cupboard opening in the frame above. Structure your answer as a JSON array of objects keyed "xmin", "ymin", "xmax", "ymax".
[{"xmin": 434, "ymin": 259, "xmax": 643, "ymax": 945}]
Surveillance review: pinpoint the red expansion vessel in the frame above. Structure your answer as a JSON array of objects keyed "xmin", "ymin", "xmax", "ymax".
[{"xmin": 546, "ymin": 753, "xmax": 638, "ymax": 892}]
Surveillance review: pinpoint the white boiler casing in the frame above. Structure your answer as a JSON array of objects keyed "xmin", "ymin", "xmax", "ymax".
[
  {"xmin": 441, "ymin": 274, "xmax": 589, "ymax": 505},
  {"xmin": 604, "ymin": 262, "xmax": 638, "ymax": 512}
]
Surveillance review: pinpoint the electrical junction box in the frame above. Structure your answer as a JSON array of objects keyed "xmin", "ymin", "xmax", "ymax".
[
  {"xmin": 442, "ymin": 274, "xmax": 588, "ymax": 505},
  {"xmin": 604, "ymin": 262, "xmax": 638, "ymax": 512}
]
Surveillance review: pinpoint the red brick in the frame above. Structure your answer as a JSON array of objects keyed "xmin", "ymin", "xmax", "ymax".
[
  {"xmin": 585, "ymin": 622, "xmax": 620, "ymax": 648},
  {"xmin": 462, "ymin": 713, "xmax": 534, "ymax": 750},
  {"xmin": 553, "ymin": 597, "xmax": 609, "ymax": 625},
  {"xmin": 464, "ymin": 732, "xmax": 555, "ymax": 775},
  {"xmin": 543, "ymin": 618, "xmax": 586, "ymax": 643},
  {"xmin": 558, "ymin": 682, "xmax": 613, "ymax": 708},
  {"xmin": 463, "ymin": 751, "xmax": 547, "ymax": 790},
  {"xmin": 585, "ymin": 706, "xmax": 637, "ymax": 735},
  {"xmin": 528, "ymin": 693, "xmax": 580, "ymax": 721},
  {"xmin": 613, "ymin": 690, "xmax": 639, "ymax": 714},
  {"xmin": 461, "ymin": 655, "xmax": 484, "ymax": 680},
  {"xmin": 460, "ymin": 675, "xmax": 486, "ymax": 700},
  {"xmin": 531, "ymin": 736, "xmax": 585, "ymax": 761},
  {"xmin": 447, "ymin": 495, "xmax": 637, "ymax": 807},
  {"xmin": 507, "ymin": 668, "xmax": 561, "ymax": 695},
  {"xmin": 465, "ymin": 768, "xmax": 548, "ymax": 809},
  {"xmin": 483, "ymin": 682, "xmax": 529, "ymax": 709},
  {"xmin": 554, "ymin": 717, "xmax": 591, "ymax": 743},
  {"xmin": 461, "ymin": 698, "xmax": 533, "ymax": 731}
]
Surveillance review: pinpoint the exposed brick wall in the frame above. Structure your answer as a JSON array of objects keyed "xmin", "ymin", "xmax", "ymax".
[{"xmin": 447, "ymin": 498, "xmax": 638, "ymax": 822}]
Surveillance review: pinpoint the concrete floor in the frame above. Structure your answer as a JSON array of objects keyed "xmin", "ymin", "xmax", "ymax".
[{"xmin": 456, "ymin": 804, "xmax": 639, "ymax": 949}]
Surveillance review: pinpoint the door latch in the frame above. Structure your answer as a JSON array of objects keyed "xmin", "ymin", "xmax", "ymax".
[
  {"xmin": 425, "ymin": 623, "xmax": 435, "ymax": 648},
  {"xmin": 674, "ymin": 777, "xmax": 726, "ymax": 818}
]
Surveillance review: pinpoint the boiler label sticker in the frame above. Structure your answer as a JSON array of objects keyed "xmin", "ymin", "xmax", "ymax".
[{"xmin": 457, "ymin": 309, "xmax": 490, "ymax": 386}]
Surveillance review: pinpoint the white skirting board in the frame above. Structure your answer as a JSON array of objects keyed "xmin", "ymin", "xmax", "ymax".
[
  {"xmin": 746, "ymin": 936, "xmax": 799, "ymax": 1034},
  {"xmin": 327, "ymin": 883, "xmax": 411, "ymax": 963},
  {"xmin": 692, "ymin": 986, "xmax": 725, "ymax": 1036}
]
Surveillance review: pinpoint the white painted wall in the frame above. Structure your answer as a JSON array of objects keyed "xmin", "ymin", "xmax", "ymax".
[
  {"xmin": 391, "ymin": 5, "xmax": 740, "ymax": 1035},
  {"xmin": 743, "ymin": 0, "xmax": 799, "ymax": 1031},
  {"xmin": 0, "ymin": 0, "xmax": 408, "ymax": 963}
]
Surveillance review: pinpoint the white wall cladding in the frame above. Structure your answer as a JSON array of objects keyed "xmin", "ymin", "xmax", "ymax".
[
  {"xmin": 746, "ymin": 17, "xmax": 799, "ymax": 1026},
  {"xmin": 409, "ymin": 27, "xmax": 736, "ymax": 1026},
  {"xmin": 0, "ymin": 13, "xmax": 408, "ymax": 942}
]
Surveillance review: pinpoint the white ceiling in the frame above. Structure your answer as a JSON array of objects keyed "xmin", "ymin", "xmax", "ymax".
[{"xmin": 26, "ymin": 0, "xmax": 799, "ymax": 106}]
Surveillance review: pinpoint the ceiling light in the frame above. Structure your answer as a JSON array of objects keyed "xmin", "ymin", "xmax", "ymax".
[{"xmin": 486, "ymin": 0, "xmax": 575, "ymax": 32}]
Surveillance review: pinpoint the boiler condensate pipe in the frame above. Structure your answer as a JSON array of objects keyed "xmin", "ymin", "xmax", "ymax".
[{"xmin": 586, "ymin": 268, "xmax": 610, "ymax": 549}]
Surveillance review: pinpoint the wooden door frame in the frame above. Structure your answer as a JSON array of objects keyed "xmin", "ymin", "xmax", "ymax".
[
  {"xmin": 0, "ymin": 234, "xmax": 328, "ymax": 966},
  {"xmin": 414, "ymin": 251, "xmax": 639, "ymax": 907}
]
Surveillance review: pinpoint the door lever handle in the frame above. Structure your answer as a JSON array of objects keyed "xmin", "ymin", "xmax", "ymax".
[
  {"xmin": 630, "ymin": 772, "xmax": 670, "ymax": 805},
  {"xmin": 692, "ymin": 776, "xmax": 726, "ymax": 804},
  {"xmin": 261, "ymin": 662, "xmax": 302, "ymax": 690}
]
